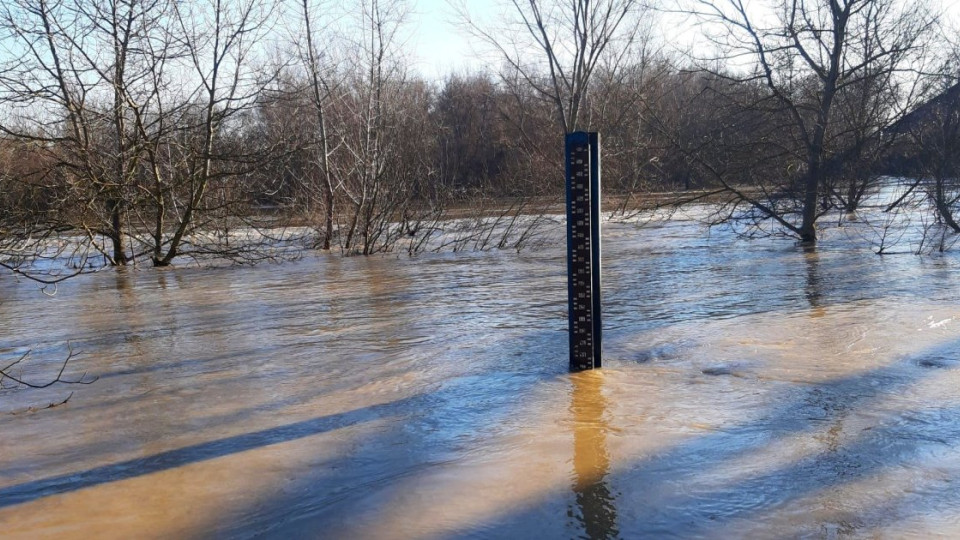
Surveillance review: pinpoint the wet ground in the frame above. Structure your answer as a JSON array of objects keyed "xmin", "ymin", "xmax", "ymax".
[{"xmin": 3, "ymin": 212, "xmax": 960, "ymax": 538}]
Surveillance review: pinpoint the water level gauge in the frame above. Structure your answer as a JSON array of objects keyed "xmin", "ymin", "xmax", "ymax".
[{"xmin": 565, "ymin": 132, "xmax": 602, "ymax": 371}]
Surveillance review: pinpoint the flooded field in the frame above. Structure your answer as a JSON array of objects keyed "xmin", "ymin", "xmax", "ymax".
[{"xmin": 3, "ymin": 211, "xmax": 960, "ymax": 539}]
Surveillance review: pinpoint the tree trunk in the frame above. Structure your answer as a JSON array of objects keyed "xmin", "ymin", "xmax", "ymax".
[
  {"xmin": 798, "ymin": 167, "xmax": 819, "ymax": 245},
  {"xmin": 935, "ymin": 176, "xmax": 960, "ymax": 232},
  {"xmin": 302, "ymin": 0, "xmax": 335, "ymax": 250},
  {"xmin": 321, "ymin": 125, "xmax": 335, "ymax": 250},
  {"xmin": 108, "ymin": 198, "xmax": 129, "ymax": 265}
]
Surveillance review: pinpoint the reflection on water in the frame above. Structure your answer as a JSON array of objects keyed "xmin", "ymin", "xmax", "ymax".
[
  {"xmin": 804, "ymin": 251, "xmax": 827, "ymax": 319},
  {"xmin": 569, "ymin": 371, "xmax": 619, "ymax": 539}
]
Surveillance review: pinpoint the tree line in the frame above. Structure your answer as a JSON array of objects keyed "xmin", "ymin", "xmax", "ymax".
[{"xmin": 1, "ymin": 0, "xmax": 960, "ymax": 282}]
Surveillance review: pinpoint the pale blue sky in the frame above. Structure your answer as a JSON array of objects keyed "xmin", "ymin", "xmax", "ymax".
[
  {"xmin": 401, "ymin": 0, "xmax": 960, "ymax": 79},
  {"xmin": 403, "ymin": 0, "xmax": 498, "ymax": 78}
]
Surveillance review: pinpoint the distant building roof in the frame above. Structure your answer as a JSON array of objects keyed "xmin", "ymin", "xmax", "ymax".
[{"xmin": 886, "ymin": 82, "xmax": 960, "ymax": 134}]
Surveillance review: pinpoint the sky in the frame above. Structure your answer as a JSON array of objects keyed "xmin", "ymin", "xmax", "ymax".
[
  {"xmin": 403, "ymin": 0, "xmax": 495, "ymax": 79},
  {"xmin": 402, "ymin": 0, "xmax": 960, "ymax": 80}
]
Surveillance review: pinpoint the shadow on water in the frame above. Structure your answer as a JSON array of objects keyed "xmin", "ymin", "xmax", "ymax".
[
  {"xmin": 10, "ymin": 276, "xmax": 960, "ymax": 537},
  {"xmin": 4, "ymin": 313, "xmax": 960, "ymax": 537},
  {"xmin": 568, "ymin": 371, "xmax": 619, "ymax": 540},
  {"xmin": 186, "ymin": 307, "xmax": 960, "ymax": 539},
  {"xmin": 210, "ymin": 338, "xmax": 572, "ymax": 539},
  {"xmin": 0, "ymin": 396, "xmax": 423, "ymax": 509},
  {"xmin": 0, "ymin": 360, "xmax": 563, "ymax": 521},
  {"xmin": 438, "ymin": 336, "xmax": 960, "ymax": 538}
]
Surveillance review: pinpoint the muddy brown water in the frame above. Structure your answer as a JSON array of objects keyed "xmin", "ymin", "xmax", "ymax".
[{"xmin": 3, "ymin": 214, "xmax": 960, "ymax": 538}]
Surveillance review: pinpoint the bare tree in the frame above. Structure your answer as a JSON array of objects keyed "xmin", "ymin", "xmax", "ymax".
[
  {"xmin": 0, "ymin": 0, "xmax": 285, "ymax": 273},
  {"xmin": 149, "ymin": 0, "xmax": 279, "ymax": 265},
  {"xmin": 297, "ymin": 0, "xmax": 339, "ymax": 250},
  {"xmin": 456, "ymin": 0, "xmax": 648, "ymax": 134},
  {"xmin": 685, "ymin": 0, "xmax": 937, "ymax": 244},
  {"xmin": 335, "ymin": 0, "xmax": 411, "ymax": 254},
  {"xmin": 0, "ymin": 0, "xmax": 151, "ymax": 266}
]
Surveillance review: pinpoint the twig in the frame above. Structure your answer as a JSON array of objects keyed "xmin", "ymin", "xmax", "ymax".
[{"xmin": 0, "ymin": 343, "xmax": 97, "ymax": 390}]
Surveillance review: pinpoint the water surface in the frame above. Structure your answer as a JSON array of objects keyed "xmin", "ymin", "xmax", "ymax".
[{"xmin": 3, "ymin": 214, "xmax": 960, "ymax": 538}]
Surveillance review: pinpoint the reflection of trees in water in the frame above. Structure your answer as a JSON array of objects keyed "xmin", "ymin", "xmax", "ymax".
[
  {"xmin": 804, "ymin": 250, "xmax": 826, "ymax": 318},
  {"xmin": 568, "ymin": 371, "xmax": 619, "ymax": 539}
]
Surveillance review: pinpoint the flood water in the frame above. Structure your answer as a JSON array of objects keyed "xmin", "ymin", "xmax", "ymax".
[{"xmin": 4, "ymin": 211, "xmax": 960, "ymax": 538}]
